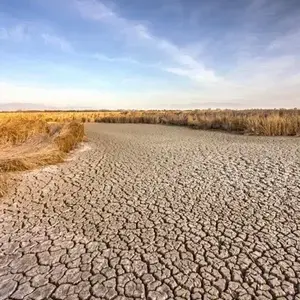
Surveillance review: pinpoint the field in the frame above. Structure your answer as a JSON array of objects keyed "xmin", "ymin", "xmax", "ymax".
[
  {"xmin": 1, "ymin": 108, "xmax": 300, "ymax": 136},
  {"xmin": 0, "ymin": 116, "xmax": 84, "ymax": 196}
]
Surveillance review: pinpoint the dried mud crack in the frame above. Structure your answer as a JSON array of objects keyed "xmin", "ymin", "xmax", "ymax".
[{"xmin": 1, "ymin": 123, "xmax": 300, "ymax": 300}]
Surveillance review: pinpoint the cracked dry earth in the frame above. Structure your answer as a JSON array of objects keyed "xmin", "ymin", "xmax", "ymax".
[{"xmin": 1, "ymin": 123, "xmax": 300, "ymax": 300}]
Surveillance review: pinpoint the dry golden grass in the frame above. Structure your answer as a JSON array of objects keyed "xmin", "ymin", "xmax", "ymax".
[
  {"xmin": 0, "ymin": 116, "xmax": 84, "ymax": 197},
  {"xmin": 1, "ymin": 109, "xmax": 299, "ymax": 136},
  {"xmin": 0, "ymin": 109, "xmax": 298, "ymax": 195}
]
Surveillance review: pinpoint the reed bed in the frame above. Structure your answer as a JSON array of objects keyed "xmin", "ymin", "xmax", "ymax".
[
  {"xmin": 1, "ymin": 109, "xmax": 298, "ymax": 196},
  {"xmin": 1, "ymin": 109, "xmax": 299, "ymax": 136}
]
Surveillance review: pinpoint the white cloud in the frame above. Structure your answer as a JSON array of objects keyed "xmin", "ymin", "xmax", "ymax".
[
  {"xmin": 76, "ymin": 0, "xmax": 116, "ymax": 20},
  {"xmin": 75, "ymin": 0, "xmax": 300, "ymax": 95},
  {"xmin": 267, "ymin": 29, "xmax": 300, "ymax": 53},
  {"xmin": 94, "ymin": 53, "xmax": 140, "ymax": 64},
  {"xmin": 93, "ymin": 53, "xmax": 159, "ymax": 70},
  {"xmin": 74, "ymin": 0, "xmax": 221, "ymax": 85},
  {"xmin": 164, "ymin": 67, "xmax": 221, "ymax": 84},
  {"xmin": 0, "ymin": 28, "xmax": 8, "ymax": 39},
  {"xmin": 0, "ymin": 24, "xmax": 28, "ymax": 41},
  {"xmin": 41, "ymin": 33, "xmax": 73, "ymax": 52},
  {"xmin": 0, "ymin": 21, "xmax": 73, "ymax": 54}
]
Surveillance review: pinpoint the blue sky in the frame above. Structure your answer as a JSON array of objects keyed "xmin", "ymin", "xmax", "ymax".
[{"xmin": 0, "ymin": 0, "xmax": 299, "ymax": 109}]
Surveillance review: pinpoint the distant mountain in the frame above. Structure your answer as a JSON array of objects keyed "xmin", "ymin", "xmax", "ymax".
[
  {"xmin": 162, "ymin": 102, "xmax": 243, "ymax": 110},
  {"xmin": 0, "ymin": 103, "xmax": 58, "ymax": 111}
]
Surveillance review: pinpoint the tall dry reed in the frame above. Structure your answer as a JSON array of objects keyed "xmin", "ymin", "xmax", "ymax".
[{"xmin": 1, "ymin": 109, "xmax": 299, "ymax": 136}]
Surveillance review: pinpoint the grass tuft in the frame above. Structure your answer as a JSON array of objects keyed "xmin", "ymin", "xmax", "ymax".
[{"xmin": 0, "ymin": 117, "xmax": 84, "ymax": 197}]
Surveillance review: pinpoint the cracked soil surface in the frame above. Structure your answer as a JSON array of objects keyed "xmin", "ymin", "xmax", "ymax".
[{"xmin": 1, "ymin": 123, "xmax": 300, "ymax": 300}]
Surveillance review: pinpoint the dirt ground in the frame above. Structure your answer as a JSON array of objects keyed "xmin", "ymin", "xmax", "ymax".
[{"xmin": 0, "ymin": 123, "xmax": 299, "ymax": 300}]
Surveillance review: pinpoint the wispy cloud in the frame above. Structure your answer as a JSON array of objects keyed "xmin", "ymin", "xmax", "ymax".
[
  {"xmin": 94, "ymin": 53, "xmax": 141, "ymax": 64},
  {"xmin": 164, "ymin": 67, "xmax": 220, "ymax": 84},
  {"xmin": 76, "ymin": 0, "xmax": 116, "ymax": 20},
  {"xmin": 68, "ymin": 0, "xmax": 300, "ymax": 102},
  {"xmin": 93, "ymin": 53, "xmax": 159, "ymax": 70},
  {"xmin": 74, "ymin": 0, "xmax": 222, "ymax": 85},
  {"xmin": 0, "ymin": 20, "xmax": 73, "ymax": 54},
  {"xmin": 41, "ymin": 33, "xmax": 73, "ymax": 53},
  {"xmin": 267, "ymin": 29, "xmax": 300, "ymax": 53},
  {"xmin": 0, "ymin": 24, "xmax": 28, "ymax": 41}
]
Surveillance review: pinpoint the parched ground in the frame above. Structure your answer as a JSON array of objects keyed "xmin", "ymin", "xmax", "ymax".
[{"xmin": 1, "ymin": 123, "xmax": 300, "ymax": 300}]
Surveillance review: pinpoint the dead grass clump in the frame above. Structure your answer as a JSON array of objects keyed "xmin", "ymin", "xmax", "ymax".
[
  {"xmin": 0, "ymin": 150, "xmax": 64, "ymax": 173},
  {"xmin": 0, "ymin": 118, "xmax": 84, "ymax": 197},
  {"xmin": 55, "ymin": 121, "xmax": 85, "ymax": 153},
  {"xmin": 0, "ymin": 118, "xmax": 49, "ymax": 145}
]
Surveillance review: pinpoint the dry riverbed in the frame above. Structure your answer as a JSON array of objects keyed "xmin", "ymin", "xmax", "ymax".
[{"xmin": 0, "ymin": 123, "xmax": 300, "ymax": 300}]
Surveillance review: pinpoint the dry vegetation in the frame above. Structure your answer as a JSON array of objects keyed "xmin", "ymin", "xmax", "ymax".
[
  {"xmin": 2, "ymin": 109, "xmax": 300, "ymax": 136},
  {"xmin": 0, "ymin": 116, "xmax": 84, "ymax": 197},
  {"xmin": 0, "ymin": 109, "xmax": 299, "ymax": 196}
]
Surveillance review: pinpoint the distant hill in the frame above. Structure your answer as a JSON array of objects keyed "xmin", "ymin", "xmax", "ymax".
[
  {"xmin": 0, "ymin": 103, "xmax": 59, "ymax": 111},
  {"xmin": 0, "ymin": 103, "xmax": 108, "ymax": 112}
]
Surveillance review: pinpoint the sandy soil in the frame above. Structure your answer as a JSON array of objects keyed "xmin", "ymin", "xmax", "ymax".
[{"xmin": 0, "ymin": 123, "xmax": 299, "ymax": 300}]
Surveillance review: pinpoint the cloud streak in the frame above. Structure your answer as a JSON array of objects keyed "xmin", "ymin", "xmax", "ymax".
[
  {"xmin": 74, "ymin": 0, "xmax": 300, "ymax": 95},
  {"xmin": 94, "ymin": 53, "xmax": 143, "ymax": 65},
  {"xmin": 41, "ymin": 33, "xmax": 73, "ymax": 52},
  {"xmin": 0, "ymin": 21, "xmax": 73, "ymax": 54},
  {"xmin": 74, "ymin": 0, "xmax": 222, "ymax": 85},
  {"xmin": 0, "ymin": 24, "xmax": 28, "ymax": 41}
]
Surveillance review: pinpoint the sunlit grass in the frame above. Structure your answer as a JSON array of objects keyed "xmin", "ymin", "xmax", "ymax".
[
  {"xmin": 0, "ymin": 116, "xmax": 84, "ymax": 197},
  {"xmin": 2, "ymin": 109, "xmax": 299, "ymax": 136}
]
